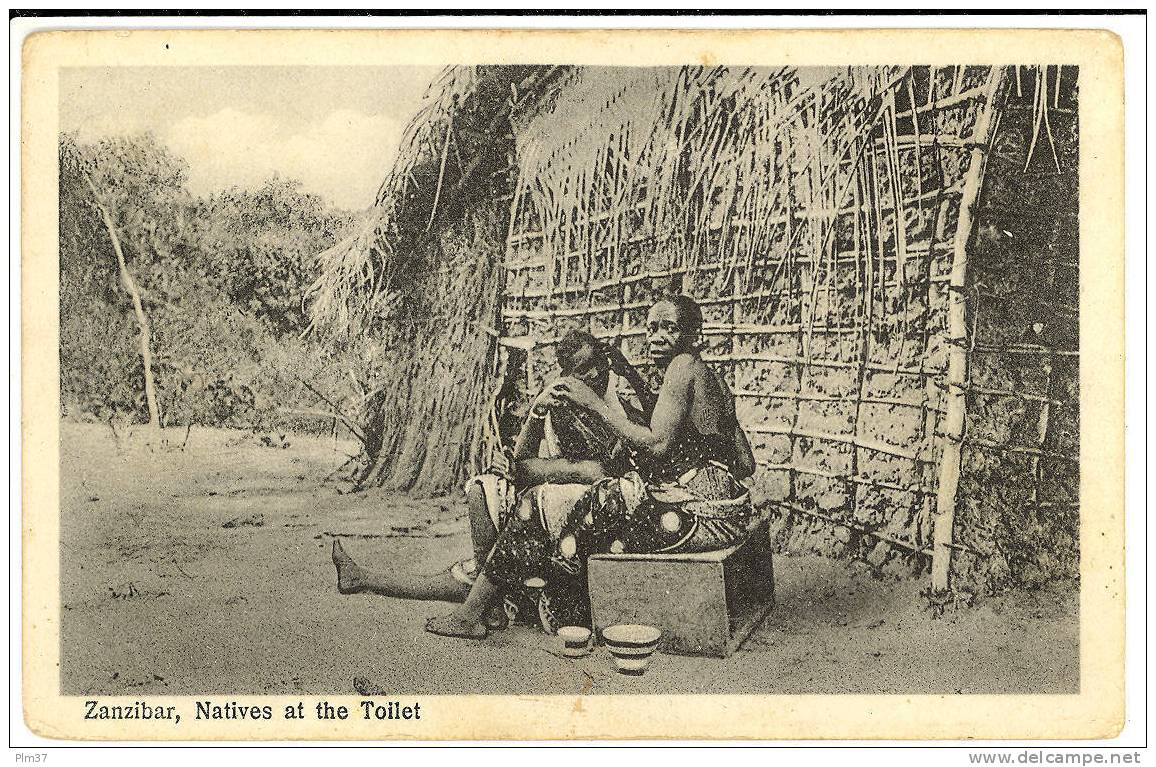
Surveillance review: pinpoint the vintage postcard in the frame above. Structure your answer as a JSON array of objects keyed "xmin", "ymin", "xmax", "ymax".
[{"xmin": 21, "ymin": 27, "xmax": 1124, "ymax": 740}]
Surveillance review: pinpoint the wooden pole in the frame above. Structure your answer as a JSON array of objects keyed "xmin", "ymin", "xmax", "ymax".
[
  {"xmin": 83, "ymin": 172, "xmax": 162, "ymax": 440},
  {"xmin": 930, "ymin": 67, "xmax": 1005, "ymax": 593}
]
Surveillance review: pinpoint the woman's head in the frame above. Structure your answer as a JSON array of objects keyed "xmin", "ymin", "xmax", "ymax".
[
  {"xmin": 555, "ymin": 329, "xmax": 611, "ymax": 395},
  {"xmin": 646, "ymin": 294, "xmax": 703, "ymax": 365}
]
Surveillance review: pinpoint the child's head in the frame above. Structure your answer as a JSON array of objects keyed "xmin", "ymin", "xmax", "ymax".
[{"xmin": 555, "ymin": 330, "xmax": 610, "ymax": 395}]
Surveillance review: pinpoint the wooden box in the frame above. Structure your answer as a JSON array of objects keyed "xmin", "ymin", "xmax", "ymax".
[{"xmin": 587, "ymin": 521, "xmax": 775, "ymax": 658}]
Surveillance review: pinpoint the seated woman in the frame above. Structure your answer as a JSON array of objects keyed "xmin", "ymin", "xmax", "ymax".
[
  {"xmin": 455, "ymin": 329, "xmax": 653, "ymax": 587},
  {"xmin": 426, "ymin": 294, "xmax": 757, "ymax": 639},
  {"xmin": 331, "ymin": 329, "xmax": 651, "ymax": 612}
]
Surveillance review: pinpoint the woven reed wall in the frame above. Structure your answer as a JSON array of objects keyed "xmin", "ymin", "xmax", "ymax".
[{"xmin": 497, "ymin": 65, "xmax": 1074, "ymax": 586}]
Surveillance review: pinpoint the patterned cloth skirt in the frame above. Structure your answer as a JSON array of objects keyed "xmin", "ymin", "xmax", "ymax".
[
  {"xmin": 454, "ymin": 475, "xmax": 589, "ymax": 628},
  {"xmin": 483, "ymin": 463, "xmax": 756, "ymax": 633}
]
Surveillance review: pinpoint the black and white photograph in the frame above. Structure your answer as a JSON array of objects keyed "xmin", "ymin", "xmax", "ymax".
[{"xmin": 18, "ymin": 25, "xmax": 1130, "ymax": 743}]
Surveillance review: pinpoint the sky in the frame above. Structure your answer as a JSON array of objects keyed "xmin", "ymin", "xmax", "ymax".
[{"xmin": 60, "ymin": 66, "xmax": 441, "ymax": 210}]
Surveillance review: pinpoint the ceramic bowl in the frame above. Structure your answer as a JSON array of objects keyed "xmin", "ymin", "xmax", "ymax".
[
  {"xmin": 557, "ymin": 625, "xmax": 592, "ymax": 658},
  {"xmin": 602, "ymin": 624, "xmax": 661, "ymax": 675}
]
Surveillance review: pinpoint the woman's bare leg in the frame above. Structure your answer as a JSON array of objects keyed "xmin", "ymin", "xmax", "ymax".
[
  {"xmin": 466, "ymin": 481, "xmax": 498, "ymax": 567},
  {"xmin": 332, "ymin": 539, "xmax": 470, "ymax": 602},
  {"xmin": 425, "ymin": 573, "xmax": 502, "ymax": 640}
]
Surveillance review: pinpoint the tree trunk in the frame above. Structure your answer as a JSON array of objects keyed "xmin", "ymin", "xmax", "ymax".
[{"xmin": 83, "ymin": 173, "xmax": 163, "ymax": 439}]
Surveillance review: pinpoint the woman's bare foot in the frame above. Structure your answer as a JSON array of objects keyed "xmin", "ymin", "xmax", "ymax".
[
  {"xmin": 425, "ymin": 613, "xmax": 487, "ymax": 640},
  {"xmin": 332, "ymin": 539, "xmax": 366, "ymax": 594}
]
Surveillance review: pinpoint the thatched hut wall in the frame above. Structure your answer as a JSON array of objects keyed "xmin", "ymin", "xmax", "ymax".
[
  {"xmin": 353, "ymin": 199, "xmax": 507, "ymax": 493},
  {"xmin": 496, "ymin": 64, "xmax": 1079, "ymax": 590},
  {"xmin": 311, "ymin": 66, "xmax": 529, "ymax": 494}
]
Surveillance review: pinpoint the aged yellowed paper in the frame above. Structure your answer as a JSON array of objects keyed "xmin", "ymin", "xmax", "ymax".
[{"xmin": 23, "ymin": 27, "xmax": 1124, "ymax": 740}]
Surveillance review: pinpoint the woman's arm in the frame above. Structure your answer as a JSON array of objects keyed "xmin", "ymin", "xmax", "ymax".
[
  {"xmin": 515, "ymin": 457, "xmax": 605, "ymax": 486},
  {"xmin": 511, "ymin": 413, "xmax": 546, "ymax": 461},
  {"xmin": 511, "ymin": 391, "xmax": 606, "ymax": 485},
  {"xmin": 511, "ymin": 383, "xmax": 562, "ymax": 461},
  {"xmin": 558, "ymin": 354, "xmax": 695, "ymax": 457},
  {"xmin": 704, "ymin": 366, "xmax": 756, "ymax": 481},
  {"xmin": 604, "ymin": 345, "xmax": 657, "ymax": 416}
]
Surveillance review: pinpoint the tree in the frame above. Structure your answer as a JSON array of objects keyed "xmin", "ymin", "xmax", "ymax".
[
  {"xmin": 85, "ymin": 172, "xmax": 162, "ymax": 434},
  {"xmin": 59, "ymin": 133, "xmax": 358, "ymax": 440},
  {"xmin": 59, "ymin": 133, "xmax": 197, "ymax": 432},
  {"xmin": 196, "ymin": 178, "xmax": 354, "ymax": 338}
]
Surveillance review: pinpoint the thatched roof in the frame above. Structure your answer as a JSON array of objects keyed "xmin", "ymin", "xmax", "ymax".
[
  {"xmin": 310, "ymin": 65, "xmax": 927, "ymax": 336},
  {"xmin": 309, "ymin": 64, "xmax": 566, "ymax": 337}
]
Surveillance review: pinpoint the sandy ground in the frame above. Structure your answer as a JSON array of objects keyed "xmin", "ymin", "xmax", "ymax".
[{"xmin": 59, "ymin": 421, "xmax": 1078, "ymax": 696}]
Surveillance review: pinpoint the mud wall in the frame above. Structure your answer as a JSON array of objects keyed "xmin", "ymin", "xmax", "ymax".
[{"xmin": 952, "ymin": 67, "xmax": 1080, "ymax": 590}]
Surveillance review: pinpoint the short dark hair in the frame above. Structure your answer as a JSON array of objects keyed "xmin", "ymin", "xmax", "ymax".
[
  {"xmin": 555, "ymin": 329, "xmax": 602, "ymax": 370},
  {"xmin": 657, "ymin": 294, "xmax": 703, "ymax": 337}
]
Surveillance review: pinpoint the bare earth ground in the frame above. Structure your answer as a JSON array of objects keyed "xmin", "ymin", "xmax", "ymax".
[{"xmin": 58, "ymin": 422, "xmax": 1078, "ymax": 696}]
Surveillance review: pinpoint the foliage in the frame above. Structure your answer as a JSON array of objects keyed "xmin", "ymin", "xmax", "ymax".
[
  {"xmin": 197, "ymin": 178, "xmax": 353, "ymax": 337},
  {"xmin": 58, "ymin": 132, "xmax": 357, "ymax": 436}
]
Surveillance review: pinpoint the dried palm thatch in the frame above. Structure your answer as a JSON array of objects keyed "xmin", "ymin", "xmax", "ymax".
[
  {"xmin": 352, "ymin": 204, "xmax": 506, "ymax": 492},
  {"xmin": 308, "ymin": 66, "xmax": 563, "ymax": 493},
  {"xmin": 310, "ymin": 66, "xmax": 478, "ymax": 337},
  {"xmin": 307, "ymin": 67, "xmax": 501, "ymax": 492}
]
